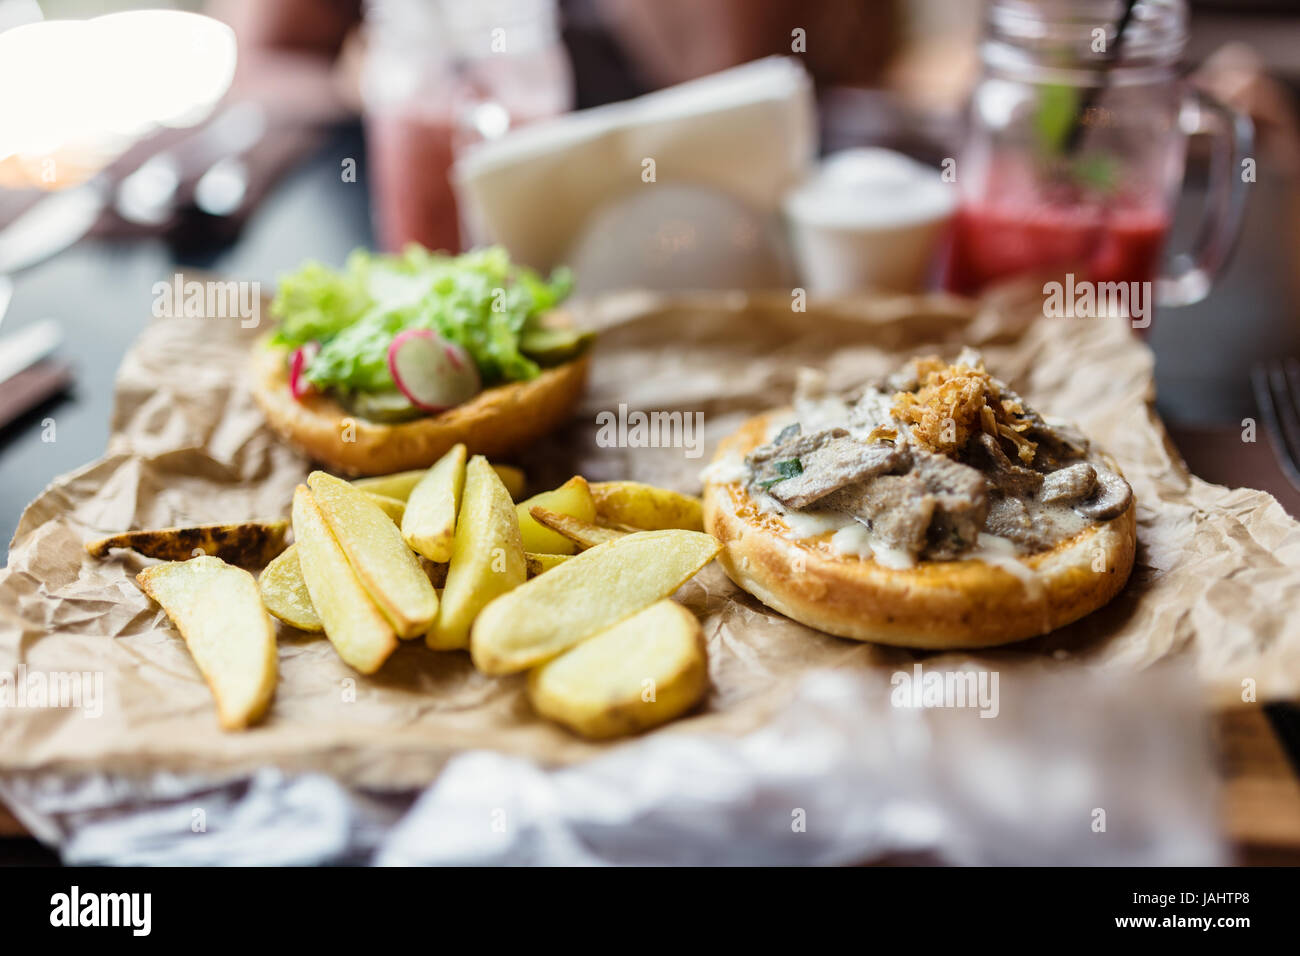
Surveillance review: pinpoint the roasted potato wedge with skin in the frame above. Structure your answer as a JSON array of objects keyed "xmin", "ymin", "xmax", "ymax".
[
  {"xmin": 292, "ymin": 486, "xmax": 398, "ymax": 673},
  {"xmin": 516, "ymin": 476, "xmax": 596, "ymax": 555},
  {"xmin": 528, "ymin": 600, "xmax": 708, "ymax": 739},
  {"xmin": 401, "ymin": 444, "xmax": 467, "ymax": 563},
  {"xmin": 136, "ymin": 556, "xmax": 278, "ymax": 730},
  {"xmin": 590, "ymin": 481, "xmax": 703, "ymax": 532},
  {"xmin": 258, "ymin": 544, "xmax": 322, "ymax": 632},
  {"xmin": 428, "ymin": 456, "xmax": 527, "ymax": 650},
  {"xmin": 308, "ymin": 471, "xmax": 438, "ymax": 639},
  {"xmin": 364, "ymin": 492, "xmax": 406, "ymax": 523},
  {"xmin": 471, "ymin": 529, "xmax": 722, "ymax": 675},
  {"xmin": 353, "ymin": 464, "xmax": 525, "ymax": 502},
  {"xmin": 88, "ymin": 520, "xmax": 288, "ymax": 566},
  {"xmin": 525, "ymin": 552, "xmax": 571, "ymax": 576},
  {"xmin": 529, "ymin": 507, "xmax": 627, "ymax": 550},
  {"xmin": 424, "ymin": 559, "xmax": 448, "ymax": 589}
]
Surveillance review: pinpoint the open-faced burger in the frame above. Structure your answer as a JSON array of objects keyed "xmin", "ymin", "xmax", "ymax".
[{"xmin": 702, "ymin": 349, "xmax": 1137, "ymax": 649}]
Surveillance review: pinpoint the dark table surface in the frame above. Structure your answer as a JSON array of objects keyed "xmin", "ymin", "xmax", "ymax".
[
  {"xmin": 3, "ymin": 121, "xmax": 1300, "ymax": 866},
  {"xmin": 0, "ymin": 123, "xmax": 374, "ymax": 548}
]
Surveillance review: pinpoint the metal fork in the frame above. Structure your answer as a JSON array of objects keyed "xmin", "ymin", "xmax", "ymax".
[{"xmin": 1251, "ymin": 358, "xmax": 1300, "ymax": 493}]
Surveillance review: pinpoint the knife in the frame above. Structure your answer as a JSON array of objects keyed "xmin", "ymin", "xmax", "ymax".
[
  {"xmin": 0, "ymin": 318, "xmax": 70, "ymax": 430},
  {"xmin": 0, "ymin": 177, "xmax": 109, "ymax": 276},
  {"xmin": 0, "ymin": 274, "xmax": 12, "ymax": 330},
  {"xmin": 0, "ymin": 318, "xmax": 63, "ymax": 384}
]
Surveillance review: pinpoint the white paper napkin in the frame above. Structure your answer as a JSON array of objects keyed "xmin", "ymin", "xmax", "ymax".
[
  {"xmin": 0, "ymin": 667, "xmax": 1225, "ymax": 866},
  {"xmin": 452, "ymin": 56, "xmax": 816, "ymax": 288}
]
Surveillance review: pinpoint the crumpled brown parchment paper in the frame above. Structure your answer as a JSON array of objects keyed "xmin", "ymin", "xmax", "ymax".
[{"xmin": 2, "ymin": 286, "xmax": 1298, "ymax": 790}]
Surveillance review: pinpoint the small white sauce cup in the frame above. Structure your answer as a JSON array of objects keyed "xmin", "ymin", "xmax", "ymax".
[{"xmin": 783, "ymin": 148, "xmax": 956, "ymax": 295}]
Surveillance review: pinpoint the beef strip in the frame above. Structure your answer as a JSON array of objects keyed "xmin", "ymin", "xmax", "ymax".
[
  {"xmin": 823, "ymin": 474, "xmax": 937, "ymax": 556},
  {"xmin": 746, "ymin": 426, "xmax": 848, "ymax": 490},
  {"xmin": 767, "ymin": 438, "xmax": 906, "ymax": 509},
  {"xmin": 909, "ymin": 449, "xmax": 989, "ymax": 557},
  {"xmin": 973, "ymin": 432, "xmax": 1043, "ymax": 497},
  {"xmin": 984, "ymin": 495, "xmax": 1061, "ymax": 551},
  {"xmin": 747, "ymin": 425, "xmax": 847, "ymax": 467},
  {"xmin": 820, "ymin": 449, "xmax": 987, "ymax": 559},
  {"xmin": 1024, "ymin": 418, "xmax": 1091, "ymax": 470},
  {"xmin": 1040, "ymin": 463, "xmax": 1097, "ymax": 503}
]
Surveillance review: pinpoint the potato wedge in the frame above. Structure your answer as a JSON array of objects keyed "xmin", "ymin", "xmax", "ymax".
[
  {"xmin": 428, "ymin": 456, "xmax": 526, "ymax": 650},
  {"xmin": 353, "ymin": 464, "xmax": 525, "ymax": 502},
  {"xmin": 364, "ymin": 492, "xmax": 406, "ymax": 523},
  {"xmin": 258, "ymin": 544, "xmax": 322, "ymax": 632},
  {"xmin": 590, "ymin": 481, "xmax": 703, "ymax": 532},
  {"xmin": 292, "ymin": 486, "xmax": 397, "ymax": 673},
  {"xmin": 471, "ymin": 529, "xmax": 721, "ymax": 674},
  {"xmin": 529, "ymin": 507, "xmax": 627, "ymax": 550},
  {"xmin": 491, "ymin": 464, "xmax": 527, "ymax": 501},
  {"xmin": 136, "ymin": 556, "xmax": 277, "ymax": 730},
  {"xmin": 308, "ymin": 471, "xmax": 438, "ymax": 639},
  {"xmin": 528, "ymin": 600, "xmax": 707, "ymax": 738},
  {"xmin": 351, "ymin": 469, "xmax": 425, "ymax": 500},
  {"xmin": 401, "ymin": 444, "xmax": 467, "ymax": 562},
  {"xmin": 525, "ymin": 552, "xmax": 571, "ymax": 576},
  {"xmin": 515, "ymin": 476, "xmax": 595, "ymax": 555},
  {"xmin": 88, "ymin": 520, "xmax": 288, "ymax": 566}
]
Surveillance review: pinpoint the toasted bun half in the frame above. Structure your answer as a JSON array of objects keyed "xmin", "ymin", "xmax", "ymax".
[
  {"xmin": 703, "ymin": 411, "xmax": 1137, "ymax": 649},
  {"xmin": 250, "ymin": 336, "xmax": 589, "ymax": 476}
]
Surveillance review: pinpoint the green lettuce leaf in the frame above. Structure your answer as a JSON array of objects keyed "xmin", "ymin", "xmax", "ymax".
[
  {"xmin": 269, "ymin": 251, "xmax": 373, "ymax": 346},
  {"xmin": 270, "ymin": 245, "xmax": 572, "ymax": 393}
]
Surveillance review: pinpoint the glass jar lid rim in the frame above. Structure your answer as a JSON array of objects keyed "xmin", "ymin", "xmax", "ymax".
[{"xmin": 985, "ymin": 0, "xmax": 1188, "ymax": 70}]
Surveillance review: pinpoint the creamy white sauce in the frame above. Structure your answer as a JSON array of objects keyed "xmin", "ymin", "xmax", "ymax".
[
  {"xmin": 829, "ymin": 521, "xmax": 871, "ymax": 557},
  {"xmin": 700, "ymin": 454, "xmax": 748, "ymax": 486},
  {"xmin": 870, "ymin": 541, "xmax": 918, "ymax": 570},
  {"xmin": 781, "ymin": 508, "xmax": 850, "ymax": 538},
  {"xmin": 789, "ymin": 396, "xmax": 852, "ymax": 434},
  {"xmin": 848, "ymin": 389, "xmax": 897, "ymax": 439},
  {"xmin": 970, "ymin": 533, "xmax": 1045, "ymax": 602},
  {"xmin": 829, "ymin": 522, "xmax": 917, "ymax": 569}
]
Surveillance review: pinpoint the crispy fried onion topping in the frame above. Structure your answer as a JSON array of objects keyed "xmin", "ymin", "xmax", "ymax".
[{"xmin": 892, "ymin": 355, "xmax": 1038, "ymax": 462}]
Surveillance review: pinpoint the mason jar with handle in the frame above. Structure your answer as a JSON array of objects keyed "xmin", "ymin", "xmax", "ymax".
[{"xmin": 944, "ymin": 0, "xmax": 1252, "ymax": 327}]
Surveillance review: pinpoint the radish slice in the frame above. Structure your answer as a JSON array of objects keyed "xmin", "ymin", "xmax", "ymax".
[
  {"xmin": 289, "ymin": 342, "xmax": 320, "ymax": 400},
  {"xmin": 388, "ymin": 329, "xmax": 481, "ymax": 413}
]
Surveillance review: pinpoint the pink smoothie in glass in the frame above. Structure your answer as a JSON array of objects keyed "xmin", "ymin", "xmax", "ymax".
[
  {"xmin": 365, "ymin": 46, "xmax": 571, "ymax": 255},
  {"xmin": 366, "ymin": 107, "xmax": 462, "ymax": 254},
  {"xmin": 945, "ymin": 199, "xmax": 1169, "ymax": 295}
]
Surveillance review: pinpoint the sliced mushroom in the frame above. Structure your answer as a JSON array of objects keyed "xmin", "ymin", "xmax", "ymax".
[{"xmin": 1074, "ymin": 468, "xmax": 1132, "ymax": 520}]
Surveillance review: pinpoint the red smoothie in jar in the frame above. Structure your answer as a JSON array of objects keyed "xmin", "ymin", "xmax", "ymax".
[{"xmin": 945, "ymin": 198, "xmax": 1170, "ymax": 295}]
